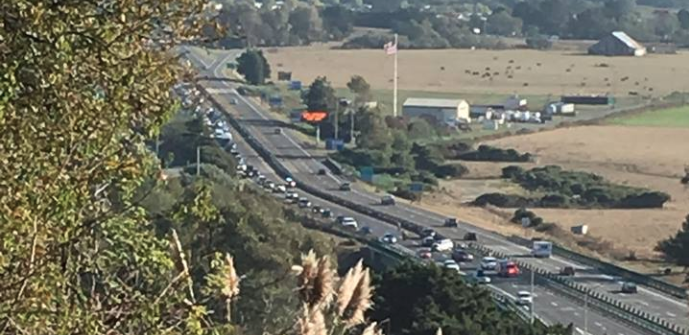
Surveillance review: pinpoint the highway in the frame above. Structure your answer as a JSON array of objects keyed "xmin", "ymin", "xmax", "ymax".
[
  {"xmin": 216, "ymin": 91, "xmax": 645, "ymax": 335},
  {"xmin": 183, "ymin": 46, "xmax": 666, "ymax": 334}
]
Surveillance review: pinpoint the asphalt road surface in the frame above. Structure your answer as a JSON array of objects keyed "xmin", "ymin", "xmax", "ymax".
[{"xmin": 183, "ymin": 46, "xmax": 665, "ymax": 335}]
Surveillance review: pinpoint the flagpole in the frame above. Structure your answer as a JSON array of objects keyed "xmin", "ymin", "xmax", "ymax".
[{"xmin": 393, "ymin": 33, "xmax": 398, "ymax": 118}]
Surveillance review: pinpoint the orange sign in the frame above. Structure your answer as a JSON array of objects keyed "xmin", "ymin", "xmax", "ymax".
[{"xmin": 301, "ymin": 110, "xmax": 328, "ymax": 122}]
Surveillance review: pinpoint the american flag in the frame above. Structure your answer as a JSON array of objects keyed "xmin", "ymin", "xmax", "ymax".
[{"xmin": 383, "ymin": 41, "xmax": 397, "ymax": 55}]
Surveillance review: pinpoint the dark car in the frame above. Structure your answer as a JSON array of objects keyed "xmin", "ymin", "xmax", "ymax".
[
  {"xmin": 560, "ymin": 266, "xmax": 576, "ymax": 276},
  {"xmin": 452, "ymin": 249, "xmax": 474, "ymax": 262},
  {"xmin": 321, "ymin": 209, "xmax": 333, "ymax": 218},
  {"xmin": 464, "ymin": 232, "xmax": 477, "ymax": 241},
  {"xmin": 317, "ymin": 169, "xmax": 327, "ymax": 175},
  {"xmin": 421, "ymin": 228, "xmax": 436, "ymax": 238},
  {"xmin": 339, "ymin": 183, "xmax": 351, "ymax": 191},
  {"xmin": 274, "ymin": 128, "xmax": 283, "ymax": 134},
  {"xmin": 359, "ymin": 226, "xmax": 372, "ymax": 235},
  {"xmin": 444, "ymin": 218, "xmax": 458, "ymax": 227},
  {"xmin": 621, "ymin": 282, "xmax": 638, "ymax": 294}
]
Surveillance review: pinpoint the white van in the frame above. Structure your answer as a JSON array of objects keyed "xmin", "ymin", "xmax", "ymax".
[
  {"xmin": 532, "ymin": 241, "xmax": 553, "ymax": 258},
  {"xmin": 431, "ymin": 239, "xmax": 454, "ymax": 252}
]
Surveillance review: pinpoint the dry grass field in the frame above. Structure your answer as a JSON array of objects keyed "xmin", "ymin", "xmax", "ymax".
[
  {"xmin": 264, "ymin": 44, "xmax": 689, "ymax": 98},
  {"xmin": 426, "ymin": 125, "xmax": 689, "ymax": 260}
]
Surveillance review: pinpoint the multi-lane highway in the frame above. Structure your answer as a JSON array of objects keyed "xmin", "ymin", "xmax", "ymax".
[
  {"xmin": 215, "ymin": 85, "xmax": 645, "ymax": 335},
  {"xmin": 183, "ymin": 46, "xmax": 678, "ymax": 334}
]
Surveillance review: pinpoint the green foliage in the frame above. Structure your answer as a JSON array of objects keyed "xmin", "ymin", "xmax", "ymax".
[
  {"xmin": 237, "ymin": 49, "xmax": 272, "ymax": 85},
  {"xmin": 304, "ymin": 76, "xmax": 336, "ymax": 112},
  {"xmin": 347, "ymin": 75, "xmax": 373, "ymax": 105},
  {"xmin": 0, "ymin": 0, "xmax": 217, "ymax": 333},
  {"xmin": 656, "ymin": 214, "xmax": 689, "ymax": 267},
  {"xmin": 525, "ymin": 36, "xmax": 553, "ymax": 50},
  {"xmin": 158, "ymin": 117, "xmax": 237, "ymax": 173},
  {"xmin": 371, "ymin": 262, "xmax": 573, "ymax": 335},
  {"xmin": 479, "ymin": 166, "xmax": 671, "ymax": 209},
  {"xmin": 459, "ymin": 145, "xmax": 533, "ymax": 163},
  {"xmin": 149, "ymin": 170, "xmax": 336, "ymax": 333}
]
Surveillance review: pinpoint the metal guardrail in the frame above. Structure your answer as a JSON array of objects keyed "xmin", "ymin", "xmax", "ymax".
[
  {"xmin": 506, "ymin": 234, "xmax": 688, "ymax": 300},
  {"xmin": 198, "ymin": 85, "xmax": 684, "ymax": 335},
  {"xmin": 470, "ymin": 243, "xmax": 688, "ymax": 335}
]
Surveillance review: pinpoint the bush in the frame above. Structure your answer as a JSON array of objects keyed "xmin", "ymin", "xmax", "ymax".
[
  {"xmin": 459, "ymin": 145, "xmax": 532, "ymax": 162},
  {"xmin": 473, "ymin": 193, "xmax": 534, "ymax": 207},
  {"xmin": 500, "ymin": 165, "xmax": 671, "ymax": 209},
  {"xmin": 411, "ymin": 171, "xmax": 439, "ymax": 186},
  {"xmin": 392, "ymin": 188, "xmax": 422, "ymax": 202},
  {"xmin": 502, "ymin": 165, "xmax": 525, "ymax": 179},
  {"xmin": 525, "ymin": 36, "xmax": 553, "ymax": 50},
  {"xmin": 433, "ymin": 163, "xmax": 469, "ymax": 179}
]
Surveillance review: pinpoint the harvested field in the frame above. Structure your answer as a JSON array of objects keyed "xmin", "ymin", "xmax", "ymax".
[
  {"xmin": 480, "ymin": 125, "xmax": 689, "ymax": 258},
  {"xmin": 264, "ymin": 44, "xmax": 689, "ymax": 97}
]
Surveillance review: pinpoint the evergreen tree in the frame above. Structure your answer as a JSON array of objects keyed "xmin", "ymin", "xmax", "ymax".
[
  {"xmin": 656, "ymin": 214, "xmax": 689, "ymax": 268},
  {"xmin": 304, "ymin": 76, "xmax": 336, "ymax": 112},
  {"xmin": 237, "ymin": 49, "xmax": 272, "ymax": 85}
]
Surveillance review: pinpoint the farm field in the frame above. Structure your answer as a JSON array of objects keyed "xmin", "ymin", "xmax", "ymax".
[
  {"xmin": 264, "ymin": 44, "xmax": 689, "ymax": 99},
  {"xmin": 434, "ymin": 125, "xmax": 689, "ymax": 260},
  {"xmin": 608, "ymin": 105, "xmax": 689, "ymax": 127}
]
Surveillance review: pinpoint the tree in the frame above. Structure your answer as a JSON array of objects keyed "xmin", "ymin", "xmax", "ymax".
[
  {"xmin": 653, "ymin": 13, "xmax": 680, "ymax": 38},
  {"xmin": 371, "ymin": 262, "xmax": 574, "ymax": 335},
  {"xmin": 304, "ymin": 76, "xmax": 336, "ymax": 112},
  {"xmin": 679, "ymin": 9, "xmax": 689, "ymax": 30},
  {"xmin": 289, "ymin": 6, "xmax": 324, "ymax": 44},
  {"xmin": 356, "ymin": 107, "xmax": 393, "ymax": 152},
  {"xmin": 656, "ymin": 215, "xmax": 689, "ymax": 268},
  {"xmin": 604, "ymin": 0, "xmax": 636, "ymax": 20},
  {"xmin": 347, "ymin": 75, "xmax": 372, "ymax": 105},
  {"xmin": 0, "ymin": 0, "xmax": 220, "ymax": 333},
  {"xmin": 322, "ymin": 5, "xmax": 354, "ymax": 40},
  {"xmin": 487, "ymin": 11, "xmax": 523, "ymax": 36},
  {"xmin": 237, "ymin": 49, "xmax": 272, "ymax": 85}
]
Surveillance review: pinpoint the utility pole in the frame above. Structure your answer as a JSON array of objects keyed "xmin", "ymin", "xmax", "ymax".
[
  {"xmin": 316, "ymin": 123, "xmax": 321, "ymax": 146},
  {"xmin": 584, "ymin": 291, "xmax": 588, "ymax": 335},
  {"xmin": 393, "ymin": 33, "xmax": 398, "ymax": 117},
  {"xmin": 334, "ymin": 102, "xmax": 339, "ymax": 140},
  {"xmin": 530, "ymin": 270, "xmax": 535, "ymax": 325},
  {"xmin": 196, "ymin": 146, "xmax": 201, "ymax": 176},
  {"xmin": 350, "ymin": 111, "xmax": 356, "ymax": 146}
]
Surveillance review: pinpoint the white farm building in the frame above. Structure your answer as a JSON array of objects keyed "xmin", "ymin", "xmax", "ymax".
[
  {"xmin": 588, "ymin": 31, "xmax": 647, "ymax": 57},
  {"xmin": 402, "ymin": 98, "xmax": 470, "ymax": 125}
]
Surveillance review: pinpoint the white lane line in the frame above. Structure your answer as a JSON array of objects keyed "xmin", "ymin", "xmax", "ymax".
[
  {"xmin": 667, "ymin": 312, "xmax": 677, "ymax": 317},
  {"xmin": 594, "ymin": 322, "xmax": 603, "ymax": 328},
  {"xmin": 551, "ymin": 302, "xmax": 558, "ymax": 307},
  {"xmin": 206, "ymin": 49, "xmax": 689, "ymax": 312}
]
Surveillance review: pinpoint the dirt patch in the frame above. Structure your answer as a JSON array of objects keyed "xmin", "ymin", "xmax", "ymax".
[{"xmin": 265, "ymin": 45, "xmax": 689, "ymax": 97}]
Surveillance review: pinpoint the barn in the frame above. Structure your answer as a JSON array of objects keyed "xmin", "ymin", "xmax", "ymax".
[
  {"xmin": 588, "ymin": 31, "xmax": 647, "ymax": 57},
  {"xmin": 402, "ymin": 98, "xmax": 470, "ymax": 125}
]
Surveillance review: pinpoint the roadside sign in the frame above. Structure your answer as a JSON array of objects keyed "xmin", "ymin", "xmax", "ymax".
[
  {"xmin": 409, "ymin": 182, "xmax": 424, "ymax": 193},
  {"xmin": 360, "ymin": 166, "xmax": 374, "ymax": 182},
  {"xmin": 521, "ymin": 217, "xmax": 531, "ymax": 228}
]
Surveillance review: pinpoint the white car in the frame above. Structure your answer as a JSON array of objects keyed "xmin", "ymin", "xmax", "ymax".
[
  {"xmin": 480, "ymin": 257, "xmax": 498, "ymax": 271},
  {"xmin": 380, "ymin": 233, "xmax": 397, "ymax": 244},
  {"xmin": 276, "ymin": 185, "xmax": 287, "ymax": 193},
  {"xmin": 431, "ymin": 239, "xmax": 454, "ymax": 252},
  {"xmin": 265, "ymin": 182, "xmax": 276, "ymax": 190},
  {"xmin": 516, "ymin": 291, "xmax": 533, "ymax": 306},
  {"xmin": 341, "ymin": 217, "xmax": 358, "ymax": 229},
  {"xmin": 443, "ymin": 260, "xmax": 460, "ymax": 272}
]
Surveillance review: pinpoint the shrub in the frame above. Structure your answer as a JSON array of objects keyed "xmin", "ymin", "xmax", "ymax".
[
  {"xmin": 392, "ymin": 188, "xmax": 422, "ymax": 202},
  {"xmin": 459, "ymin": 145, "xmax": 532, "ymax": 162},
  {"xmin": 473, "ymin": 193, "xmax": 533, "ymax": 207},
  {"xmin": 411, "ymin": 171, "xmax": 439, "ymax": 186},
  {"xmin": 525, "ymin": 36, "xmax": 553, "ymax": 50},
  {"xmin": 619, "ymin": 192, "xmax": 670, "ymax": 209},
  {"xmin": 434, "ymin": 163, "xmax": 469, "ymax": 179},
  {"xmin": 502, "ymin": 165, "xmax": 525, "ymax": 179}
]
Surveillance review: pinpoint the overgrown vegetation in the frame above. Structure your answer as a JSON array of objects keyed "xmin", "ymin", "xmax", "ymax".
[
  {"xmin": 474, "ymin": 166, "xmax": 670, "ymax": 209},
  {"xmin": 372, "ymin": 261, "xmax": 575, "ymax": 335},
  {"xmin": 656, "ymin": 214, "xmax": 689, "ymax": 269},
  {"xmin": 458, "ymin": 145, "xmax": 533, "ymax": 162}
]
